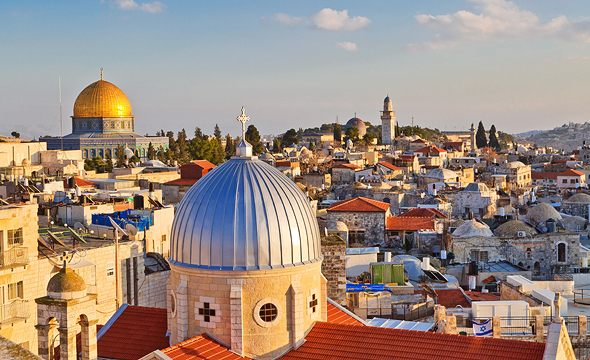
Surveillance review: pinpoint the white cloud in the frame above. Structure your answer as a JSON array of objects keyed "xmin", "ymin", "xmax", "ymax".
[
  {"xmin": 265, "ymin": 8, "xmax": 370, "ymax": 31},
  {"xmin": 269, "ymin": 13, "xmax": 305, "ymax": 26},
  {"xmin": 409, "ymin": 0, "xmax": 590, "ymax": 50},
  {"xmin": 310, "ymin": 9, "xmax": 370, "ymax": 31},
  {"xmin": 335, "ymin": 42, "xmax": 359, "ymax": 51},
  {"xmin": 109, "ymin": 0, "xmax": 165, "ymax": 13}
]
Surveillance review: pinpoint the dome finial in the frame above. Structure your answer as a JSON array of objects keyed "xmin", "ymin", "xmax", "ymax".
[
  {"xmin": 236, "ymin": 107, "xmax": 252, "ymax": 157},
  {"xmin": 100, "ymin": 67, "xmax": 103, "ymax": 80}
]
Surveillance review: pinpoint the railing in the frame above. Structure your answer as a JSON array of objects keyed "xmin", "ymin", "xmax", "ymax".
[
  {"xmin": 574, "ymin": 289, "xmax": 590, "ymax": 305},
  {"xmin": 355, "ymin": 303, "xmax": 434, "ymax": 321},
  {"xmin": 0, "ymin": 300, "xmax": 30, "ymax": 324},
  {"xmin": 0, "ymin": 247, "xmax": 29, "ymax": 268},
  {"xmin": 471, "ymin": 316, "xmax": 582, "ymax": 336}
]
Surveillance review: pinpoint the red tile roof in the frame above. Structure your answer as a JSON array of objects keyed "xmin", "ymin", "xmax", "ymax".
[
  {"xmin": 97, "ymin": 305, "xmax": 169, "ymax": 360},
  {"xmin": 326, "ymin": 302, "xmax": 365, "ymax": 326},
  {"xmin": 399, "ymin": 208, "xmax": 448, "ymax": 219},
  {"xmin": 333, "ymin": 163, "xmax": 361, "ymax": 170},
  {"xmin": 560, "ymin": 169, "xmax": 584, "ymax": 177},
  {"xmin": 531, "ymin": 172, "xmax": 558, "ymax": 179},
  {"xmin": 280, "ymin": 322, "xmax": 546, "ymax": 360},
  {"xmin": 63, "ymin": 177, "xmax": 97, "ymax": 188},
  {"xmin": 465, "ymin": 291, "xmax": 501, "ymax": 301},
  {"xmin": 411, "ymin": 139, "xmax": 428, "ymax": 143},
  {"xmin": 183, "ymin": 160, "xmax": 216, "ymax": 170},
  {"xmin": 415, "ymin": 289, "xmax": 471, "ymax": 309},
  {"xmin": 387, "ymin": 217, "xmax": 435, "ymax": 231},
  {"xmin": 163, "ymin": 178, "xmax": 199, "ymax": 186},
  {"xmin": 444, "ymin": 141, "xmax": 464, "ymax": 147},
  {"xmin": 378, "ymin": 162, "xmax": 402, "ymax": 171},
  {"xmin": 161, "ymin": 334, "xmax": 251, "ymax": 360},
  {"xmin": 327, "ymin": 197, "xmax": 390, "ymax": 212},
  {"xmin": 415, "ymin": 146, "xmax": 447, "ymax": 154},
  {"xmin": 398, "ymin": 155, "xmax": 416, "ymax": 160}
]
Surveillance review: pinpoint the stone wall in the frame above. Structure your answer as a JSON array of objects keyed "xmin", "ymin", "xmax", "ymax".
[
  {"xmin": 561, "ymin": 202, "xmax": 590, "ymax": 219},
  {"xmin": 321, "ymin": 237, "xmax": 346, "ymax": 305},
  {"xmin": 326, "ymin": 211, "xmax": 386, "ymax": 245},
  {"xmin": 145, "ymin": 270, "xmax": 170, "ymax": 308},
  {"xmin": 499, "ymin": 281, "xmax": 545, "ymax": 307},
  {"xmin": 452, "ymin": 232, "xmax": 580, "ymax": 279},
  {"xmin": 455, "ymin": 190, "xmax": 497, "ymax": 218}
]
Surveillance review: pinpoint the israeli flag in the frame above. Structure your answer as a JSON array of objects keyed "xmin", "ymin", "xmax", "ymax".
[{"xmin": 473, "ymin": 319, "xmax": 493, "ymax": 337}]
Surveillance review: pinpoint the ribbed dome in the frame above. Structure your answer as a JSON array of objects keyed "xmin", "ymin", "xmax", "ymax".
[
  {"xmin": 73, "ymin": 80, "xmax": 132, "ymax": 118},
  {"xmin": 170, "ymin": 156, "xmax": 322, "ymax": 270},
  {"xmin": 566, "ymin": 193, "xmax": 590, "ymax": 203}
]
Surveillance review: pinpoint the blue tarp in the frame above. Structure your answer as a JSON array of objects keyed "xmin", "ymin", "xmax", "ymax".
[
  {"xmin": 91, "ymin": 209, "xmax": 154, "ymax": 231},
  {"xmin": 346, "ymin": 284, "xmax": 394, "ymax": 293}
]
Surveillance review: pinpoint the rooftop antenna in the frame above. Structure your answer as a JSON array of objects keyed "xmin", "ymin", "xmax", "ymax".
[
  {"xmin": 100, "ymin": 67, "xmax": 103, "ymax": 80},
  {"xmin": 59, "ymin": 77, "xmax": 63, "ymax": 151}
]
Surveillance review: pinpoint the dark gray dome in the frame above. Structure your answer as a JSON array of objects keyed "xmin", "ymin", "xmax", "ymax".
[
  {"xmin": 345, "ymin": 117, "xmax": 367, "ymax": 137},
  {"xmin": 170, "ymin": 156, "xmax": 322, "ymax": 270}
]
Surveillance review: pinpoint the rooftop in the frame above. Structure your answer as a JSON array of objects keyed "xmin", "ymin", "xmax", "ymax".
[
  {"xmin": 327, "ymin": 197, "xmax": 390, "ymax": 212},
  {"xmin": 280, "ymin": 322, "xmax": 546, "ymax": 360}
]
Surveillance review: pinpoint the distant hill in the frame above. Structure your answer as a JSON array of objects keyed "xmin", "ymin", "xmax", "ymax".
[
  {"xmin": 524, "ymin": 122, "xmax": 590, "ymax": 151},
  {"xmin": 514, "ymin": 129, "xmax": 549, "ymax": 138}
]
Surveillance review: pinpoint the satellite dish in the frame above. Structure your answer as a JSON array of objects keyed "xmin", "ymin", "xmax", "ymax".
[
  {"xmin": 125, "ymin": 224, "xmax": 138, "ymax": 236},
  {"xmin": 74, "ymin": 222, "xmax": 86, "ymax": 232}
]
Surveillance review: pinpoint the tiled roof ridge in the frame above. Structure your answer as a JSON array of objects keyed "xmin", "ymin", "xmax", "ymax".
[{"xmin": 328, "ymin": 197, "xmax": 389, "ymax": 212}]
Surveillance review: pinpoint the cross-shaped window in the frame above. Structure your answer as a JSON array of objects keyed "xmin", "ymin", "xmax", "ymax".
[
  {"xmin": 309, "ymin": 294, "xmax": 318, "ymax": 313},
  {"xmin": 198, "ymin": 303, "xmax": 216, "ymax": 322}
]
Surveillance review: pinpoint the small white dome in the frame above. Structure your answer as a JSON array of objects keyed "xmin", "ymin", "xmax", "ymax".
[{"xmin": 452, "ymin": 220, "xmax": 494, "ymax": 238}]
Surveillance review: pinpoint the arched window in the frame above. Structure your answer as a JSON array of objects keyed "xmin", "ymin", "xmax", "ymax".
[
  {"xmin": 525, "ymin": 248, "xmax": 532, "ymax": 260},
  {"xmin": 83, "ymin": 150, "xmax": 88, "ymax": 159},
  {"xmin": 383, "ymin": 197, "xmax": 390, "ymax": 204},
  {"xmin": 90, "ymin": 149, "xmax": 96, "ymax": 158},
  {"xmin": 557, "ymin": 242, "xmax": 567, "ymax": 263}
]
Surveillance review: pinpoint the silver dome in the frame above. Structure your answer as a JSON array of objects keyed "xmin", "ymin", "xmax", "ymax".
[{"xmin": 170, "ymin": 156, "xmax": 322, "ymax": 270}]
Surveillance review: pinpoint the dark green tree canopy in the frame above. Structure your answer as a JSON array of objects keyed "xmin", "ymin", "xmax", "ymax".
[
  {"xmin": 245, "ymin": 124, "xmax": 263, "ymax": 155},
  {"xmin": 476, "ymin": 121, "xmax": 487, "ymax": 149},
  {"xmin": 488, "ymin": 125, "xmax": 500, "ymax": 150}
]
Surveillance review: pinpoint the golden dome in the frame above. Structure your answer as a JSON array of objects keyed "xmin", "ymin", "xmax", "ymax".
[{"xmin": 73, "ymin": 79, "xmax": 132, "ymax": 118}]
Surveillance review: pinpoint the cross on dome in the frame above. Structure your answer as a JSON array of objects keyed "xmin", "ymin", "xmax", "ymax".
[
  {"xmin": 236, "ymin": 106, "xmax": 249, "ymax": 140},
  {"xmin": 100, "ymin": 67, "xmax": 103, "ymax": 80}
]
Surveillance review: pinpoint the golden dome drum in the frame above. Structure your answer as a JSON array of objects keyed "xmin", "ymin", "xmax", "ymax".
[{"xmin": 73, "ymin": 80, "xmax": 132, "ymax": 118}]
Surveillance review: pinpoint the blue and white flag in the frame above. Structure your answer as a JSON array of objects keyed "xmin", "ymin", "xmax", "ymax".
[{"xmin": 473, "ymin": 319, "xmax": 493, "ymax": 337}]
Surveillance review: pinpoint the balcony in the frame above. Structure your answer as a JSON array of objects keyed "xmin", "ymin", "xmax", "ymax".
[
  {"xmin": 0, "ymin": 247, "xmax": 29, "ymax": 269},
  {"xmin": 0, "ymin": 300, "xmax": 30, "ymax": 325}
]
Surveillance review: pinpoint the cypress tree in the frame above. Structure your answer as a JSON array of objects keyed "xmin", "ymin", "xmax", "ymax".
[
  {"xmin": 476, "ymin": 121, "xmax": 487, "ymax": 148},
  {"xmin": 488, "ymin": 125, "xmax": 500, "ymax": 150}
]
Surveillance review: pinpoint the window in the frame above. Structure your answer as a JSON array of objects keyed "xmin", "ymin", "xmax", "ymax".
[
  {"xmin": 470, "ymin": 249, "xmax": 479, "ymax": 262},
  {"xmin": 106, "ymin": 262, "xmax": 115, "ymax": 278},
  {"xmin": 557, "ymin": 243, "xmax": 567, "ymax": 263},
  {"xmin": 8, "ymin": 229, "xmax": 23, "ymax": 246},
  {"xmin": 349, "ymin": 231, "xmax": 365, "ymax": 244},
  {"xmin": 309, "ymin": 294, "xmax": 318, "ymax": 313},
  {"xmin": 480, "ymin": 251, "xmax": 489, "ymax": 262},
  {"xmin": 571, "ymin": 179, "xmax": 576, "ymax": 184},
  {"xmin": 526, "ymin": 248, "xmax": 533, "ymax": 260},
  {"xmin": 7, "ymin": 281, "xmax": 23, "ymax": 300},
  {"xmin": 259, "ymin": 303, "xmax": 278, "ymax": 322},
  {"xmin": 162, "ymin": 234, "xmax": 167, "ymax": 242},
  {"xmin": 198, "ymin": 302, "xmax": 216, "ymax": 322},
  {"xmin": 563, "ymin": 179, "xmax": 568, "ymax": 184}
]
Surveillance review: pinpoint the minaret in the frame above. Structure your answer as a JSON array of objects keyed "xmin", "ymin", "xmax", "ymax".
[
  {"xmin": 470, "ymin": 123, "xmax": 476, "ymax": 152},
  {"xmin": 381, "ymin": 95, "xmax": 396, "ymax": 146}
]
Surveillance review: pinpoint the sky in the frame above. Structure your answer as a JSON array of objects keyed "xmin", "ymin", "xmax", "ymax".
[{"xmin": 1, "ymin": 0, "xmax": 590, "ymax": 139}]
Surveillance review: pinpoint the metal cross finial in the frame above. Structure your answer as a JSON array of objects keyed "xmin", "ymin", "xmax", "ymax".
[
  {"xmin": 236, "ymin": 106, "xmax": 250, "ymax": 140},
  {"xmin": 100, "ymin": 67, "xmax": 103, "ymax": 80}
]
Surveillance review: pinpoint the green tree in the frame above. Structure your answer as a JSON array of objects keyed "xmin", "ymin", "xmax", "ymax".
[
  {"xmin": 488, "ymin": 125, "xmax": 500, "ymax": 150},
  {"xmin": 156, "ymin": 146, "xmax": 166, "ymax": 162},
  {"xmin": 245, "ymin": 124, "xmax": 263, "ymax": 155},
  {"xmin": 211, "ymin": 138, "xmax": 226, "ymax": 164},
  {"xmin": 147, "ymin": 142, "xmax": 155, "ymax": 160},
  {"xmin": 344, "ymin": 126, "xmax": 360, "ymax": 142},
  {"xmin": 214, "ymin": 124, "xmax": 222, "ymax": 141},
  {"xmin": 363, "ymin": 132, "xmax": 375, "ymax": 145},
  {"xmin": 273, "ymin": 138, "xmax": 282, "ymax": 153},
  {"xmin": 11, "ymin": 131, "xmax": 20, "ymax": 139},
  {"xmin": 225, "ymin": 134, "xmax": 235, "ymax": 159},
  {"xmin": 283, "ymin": 129, "xmax": 299, "ymax": 147},
  {"xmin": 476, "ymin": 121, "xmax": 487, "ymax": 149},
  {"xmin": 194, "ymin": 127, "xmax": 206, "ymax": 140},
  {"xmin": 105, "ymin": 150, "xmax": 113, "ymax": 172},
  {"xmin": 116, "ymin": 145, "xmax": 126, "ymax": 167},
  {"xmin": 334, "ymin": 123, "xmax": 342, "ymax": 142}
]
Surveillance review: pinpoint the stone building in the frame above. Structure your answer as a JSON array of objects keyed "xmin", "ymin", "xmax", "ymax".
[
  {"xmin": 0, "ymin": 203, "xmax": 169, "ymax": 355},
  {"xmin": 380, "ymin": 96, "xmax": 395, "ymax": 146},
  {"xmin": 300, "ymin": 173, "xmax": 331, "ymax": 189},
  {"xmin": 561, "ymin": 192, "xmax": 590, "ymax": 219},
  {"xmin": 490, "ymin": 161, "xmax": 532, "ymax": 190},
  {"xmin": 326, "ymin": 197, "xmax": 391, "ymax": 246},
  {"xmin": 451, "ymin": 219, "xmax": 580, "ymax": 279},
  {"xmin": 331, "ymin": 163, "xmax": 361, "ymax": 185},
  {"xmin": 557, "ymin": 169, "xmax": 585, "ymax": 189},
  {"xmin": 455, "ymin": 183, "xmax": 498, "ymax": 218}
]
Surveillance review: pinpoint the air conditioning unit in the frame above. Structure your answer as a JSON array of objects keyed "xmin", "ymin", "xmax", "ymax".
[{"xmin": 517, "ymin": 231, "xmax": 526, "ymax": 238}]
